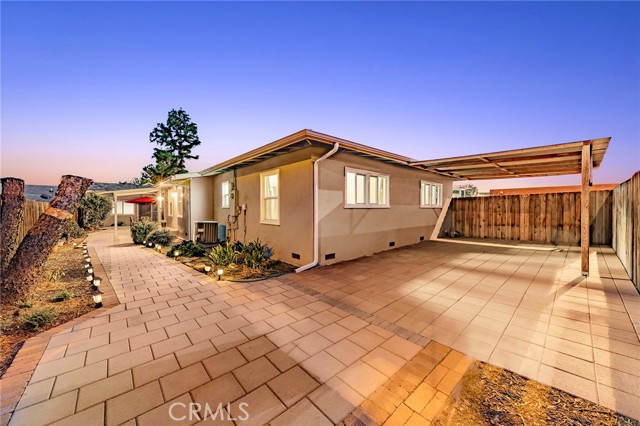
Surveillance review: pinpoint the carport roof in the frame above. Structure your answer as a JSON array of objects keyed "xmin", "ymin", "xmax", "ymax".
[{"xmin": 409, "ymin": 137, "xmax": 611, "ymax": 180}]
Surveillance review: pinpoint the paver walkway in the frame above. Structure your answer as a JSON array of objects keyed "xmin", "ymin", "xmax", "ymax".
[
  {"xmin": 8, "ymin": 230, "xmax": 436, "ymax": 426},
  {"xmin": 287, "ymin": 238, "xmax": 640, "ymax": 419}
]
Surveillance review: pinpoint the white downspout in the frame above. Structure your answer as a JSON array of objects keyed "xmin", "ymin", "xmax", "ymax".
[{"xmin": 296, "ymin": 143, "xmax": 340, "ymax": 273}]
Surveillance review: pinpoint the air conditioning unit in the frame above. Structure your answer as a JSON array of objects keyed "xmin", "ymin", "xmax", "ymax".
[{"xmin": 194, "ymin": 221, "xmax": 218, "ymax": 244}]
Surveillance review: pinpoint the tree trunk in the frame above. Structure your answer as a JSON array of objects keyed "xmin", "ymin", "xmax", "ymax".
[
  {"xmin": 0, "ymin": 178, "xmax": 25, "ymax": 282},
  {"xmin": 2, "ymin": 175, "xmax": 93, "ymax": 300}
]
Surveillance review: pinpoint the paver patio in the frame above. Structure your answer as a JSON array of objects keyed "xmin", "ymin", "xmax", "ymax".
[
  {"xmin": 6, "ymin": 230, "xmax": 639, "ymax": 424},
  {"xmin": 287, "ymin": 238, "xmax": 640, "ymax": 419}
]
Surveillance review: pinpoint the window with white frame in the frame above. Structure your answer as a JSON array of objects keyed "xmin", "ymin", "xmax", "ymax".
[
  {"xmin": 260, "ymin": 170, "xmax": 279, "ymax": 225},
  {"xmin": 345, "ymin": 168, "xmax": 389, "ymax": 208},
  {"xmin": 177, "ymin": 191, "xmax": 184, "ymax": 218},
  {"xmin": 111, "ymin": 201, "xmax": 135, "ymax": 215},
  {"xmin": 420, "ymin": 181, "xmax": 443, "ymax": 207},
  {"xmin": 221, "ymin": 181, "xmax": 230, "ymax": 208}
]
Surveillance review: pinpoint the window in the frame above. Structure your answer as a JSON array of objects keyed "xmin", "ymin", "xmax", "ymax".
[
  {"xmin": 111, "ymin": 201, "xmax": 135, "ymax": 215},
  {"xmin": 221, "ymin": 181, "xmax": 230, "ymax": 208},
  {"xmin": 420, "ymin": 181, "xmax": 443, "ymax": 208},
  {"xmin": 260, "ymin": 169, "xmax": 279, "ymax": 225},
  {"xmin": 345, "ymin": 168, "xmax": 389, "ymax": 208},
  {"xmin": 177, "ymin": 191, "xmax": 184, "ymax": 218}
]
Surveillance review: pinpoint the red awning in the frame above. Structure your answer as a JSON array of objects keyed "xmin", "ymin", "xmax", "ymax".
[{"xmin": 125, "ymin": 196, "xmax": 156, "ymax": 204}]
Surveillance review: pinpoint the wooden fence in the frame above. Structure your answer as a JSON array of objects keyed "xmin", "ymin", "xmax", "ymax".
[
  {"xmin": 448, "ymin": 190, "xmax": 612, "ymax": 245},
  {"xmin": 17, "ymin": 200, "xmax": 50, "ymax": 243},
  {"xmin": 612, "ymin": 172, "xmax": 639, "ymax": 290}
]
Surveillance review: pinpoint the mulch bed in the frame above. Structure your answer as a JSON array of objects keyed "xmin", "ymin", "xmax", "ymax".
[
  {"xmin": 0, "ymin": 240, "xmax": 96, "ymax": 377},
  {"xmin": 432, "ymin": 362, "xmax": 639, "ymax": 426}
]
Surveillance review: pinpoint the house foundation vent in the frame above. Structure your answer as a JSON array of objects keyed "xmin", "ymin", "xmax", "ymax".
[
  {"xmin": 389, "ymin": 242, "xmax": 396, "ymax": 247},
  {"xmin": 420, "ymin": 236, "xmax": 425, "ymax": 241},
  {"xmin": 291, "ymin": 253, "xmax": 301, "ymax": 260},
  {"xmin": 325, "ymin": 253, "xmax": 336, "ymax": 261}
]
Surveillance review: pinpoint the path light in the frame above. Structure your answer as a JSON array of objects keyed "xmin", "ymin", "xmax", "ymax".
[
  {"xmin": 86, "ymin": 274, "xmax": 93, "ymax": 282},
  {"xmin": 174, "ymin": 250, "xmax": 181, "ymax": 258},
  {"xmin": 216, "ymin": 268, "xmax": 223, "ymax": 280},
  {"xmin": 85, "ymin": 257, "xmax": 91, "ymax": 263},
  {"xmin": 155, "ymin": 244, "xmax": 161, "ymax": 252},
  {"xmin": 93, "ymin": 277, "xmax": 101, "ymax": 288},
  {"xmin": 73, "ymin": 242, "xmax": 77, "ymax": 248},
  {"xmin": 92, "ymin": 288, "xmax": 103, "ymax": 308},
  {"xmin": 143, "ymin": 240, "xmax": 146, "ymax": 245},
  {"xmin": 204, "ymin": 265, "xmax": 211, "ymax": 273},
  {"xmin": 87, "ymin": 267, "xmax": 94, "ymax": 275},
  {"xmin": 84, "ymin": 263, "xmax": 91, "ymax": 269},
  {"xmin": 147, "ymin": 242, "xmax": 154, "ymax": 248}
]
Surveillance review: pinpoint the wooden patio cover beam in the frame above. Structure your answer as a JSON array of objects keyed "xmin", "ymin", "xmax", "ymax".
[{"xmin": 581, "ymin": 142, "xmax": 592, "ymax": 276}]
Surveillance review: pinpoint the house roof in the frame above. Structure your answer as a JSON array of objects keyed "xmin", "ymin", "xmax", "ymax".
[
  {"xmin": 409, "ymin": 137, "xmax": 611, "ymax": 180},
  {"xmin": 198, "ymin": 129, "xmax": 611, "ymax": 181},
  {"xmin": 199, "ymin": 129, "xmax": 415, "ymax": 176}
]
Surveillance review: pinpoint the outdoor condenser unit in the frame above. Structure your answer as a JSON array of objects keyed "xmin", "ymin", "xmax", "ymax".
[{"xmin": 194, "ymin": 221, "xmax": 218, "ymax": 244}]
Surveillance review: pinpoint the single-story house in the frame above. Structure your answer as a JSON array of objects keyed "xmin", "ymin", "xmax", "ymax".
[{"xmin": 103, "ymin": 129, "xmax": 609, "ymax": 275}]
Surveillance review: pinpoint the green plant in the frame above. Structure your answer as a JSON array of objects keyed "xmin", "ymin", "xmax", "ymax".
[
  {"xmin": 1, "ymin": 318, "xmax": 13, "ymax": 333},
  {"xmin": 53, "ymin": 290, "xmax": 72, "ymax": 302},
  {"xmin": 146, "ymin": 229, "xmax": 175, "ymax": 247},
  {"xmin": 48, "ymin": 268, "xmax": 65, "ymax": 283},
  {"xmin": 63, "ymin": 221, "xmax": 85, "ymax": 239},
  {"xmin": 208, "ymin": 241, "xmax": 238, "ymax": 266},
  {"xmin": 80, "ymin": 192, "xmax": 113, "ymax": 230},
  {"xmin": 130, "ymin": 219, "xmax": 158, "ymax": 244},
  {"xmin": 21, "ymin": 308, "xmax": 57, "ymax": 331},
  {"xmin": 168, "ymin": 240, "xmax": 206, "ymax": 258},
  {"xmin": 242, "ymin": 239, "xmax": 274, "ymax": 269},
  {"xmin": 17, "ymin": 300, "xmax": 34, "ymax": 309}
]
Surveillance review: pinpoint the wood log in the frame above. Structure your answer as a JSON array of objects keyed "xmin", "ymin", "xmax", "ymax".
[
  {"xmin": 2, "ymin": 175, "xmax": 93, "ymax": 300},
  {"xmin": 1, "ymin": 178, "xmax": 26, "ymax": 282}
]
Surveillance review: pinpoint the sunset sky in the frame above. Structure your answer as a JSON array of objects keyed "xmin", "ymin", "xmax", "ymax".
[{"xmin": 2, "ymin": 2, "xmax": 639, "ymax": 190}]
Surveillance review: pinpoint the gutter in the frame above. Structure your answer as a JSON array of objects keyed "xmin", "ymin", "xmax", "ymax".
[{"xmin": 296, "ymin": 143, "xmax": 340, "ymax": 273}]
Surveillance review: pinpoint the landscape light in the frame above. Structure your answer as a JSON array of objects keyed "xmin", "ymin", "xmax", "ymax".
[
  {"xmin": 174, "ymin": 250, "xmax": 181, "ymax": 257},
  {"xmin": 143, "ymin": 240, "xmax": 146, "ymax": 245},
  {"xmin": 85, "ymin": 257, "xmax": 91, "ymax": 263},
  {"xmin": 92, "ymin": 289, "xmax": 103, "ymax": 307},
  {"xmin": 86, "ymin": 274, "xmax": 93, "ymax": 282},
  {"xmin": 87, "ymin": 267, "xmax": 93, "ymax": 274},
  {"xmin": 73, "ymin": 242, "xmax": 77, "ymax": 247},
  {"xmin": 84, "ymin": 263, "xmax": 90, "ymax": 269},
  {"xmin": 216, "ymin": 269, "xmax": 223, "ymax": 280},
  {"xmin": 204, "ymin": 265, "xmax": 211, "ymax": 273},
  {"xmin": 93, "ymin": 277, "xmax": 101, "ymax": 287},
  {"xmin": 147, "ymin": 242, "xmax": 154, "ymax": 248}
]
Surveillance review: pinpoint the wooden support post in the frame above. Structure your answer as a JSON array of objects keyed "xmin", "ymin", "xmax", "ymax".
[
  {"xmin": 581, "ymin": 142, "xmax": 592, "ymax": 276},
  {"xmin": 113, "ymin": 193, "xmax": 119, "ymax": 243}
]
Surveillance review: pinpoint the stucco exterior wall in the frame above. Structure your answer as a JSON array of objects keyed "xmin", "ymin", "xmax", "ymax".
[
  {"xmin": 210, "ymin": 148, "xmax": 323, "ymax": 267},
  {"xmin": 189, "ymin": 176, "xmax": 215, "ymax": 240},
  {"xmin": 317, "ymin": 152, "xmax": 453, "ymax": 265}
]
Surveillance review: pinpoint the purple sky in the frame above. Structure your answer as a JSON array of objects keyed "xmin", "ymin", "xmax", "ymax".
[{"xmin": 2, "ymin": 2, "xmax": 639, "ymax": 190}]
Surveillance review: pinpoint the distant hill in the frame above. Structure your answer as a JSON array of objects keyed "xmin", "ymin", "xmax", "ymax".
[{"xmin": 20, "ymin": 183, "xmax": 146, "ymax": 201}]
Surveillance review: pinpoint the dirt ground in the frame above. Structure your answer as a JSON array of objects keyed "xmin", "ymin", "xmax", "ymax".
[
  {"xmin": 432, "ymin": 362, "xmax": 639, "ymax": 426},
  {"xmin": 0, "ymin": 240, "xmax": 96, "ymax": 376}
]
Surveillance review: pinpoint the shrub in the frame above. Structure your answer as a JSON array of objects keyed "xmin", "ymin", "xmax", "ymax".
[
  {"xmin": 53, "ymin": 290, "xmax": 72, "ymax": 302},
  {"xmin": 48, "ymin": 268, "xmax": 65, "ymax": 283},
  {"xmin": 146, "ymin": 229, "xmax": 175, "ymax": 247},
  {"xmin": 21, "ymin": 308, "xmax": 57, "ymax": 331},
  {"xmin": 168, "ymin": 240, "xmax": 206, "ymax": 258},
  {"xmin": 131, "ymin": 219, "xmax": 158, "ymax": 244},
  {"xmin": 18, "ymin": 300, "xmax": 34, "ymax": 309},
  {"xmin": 208, "ymin": 241, "xmax": 238, "ymax": 266},
  {"xmin": 63, "ymin": 221, "xmax": 85, "ymax": 239},
  {"xmin": 80, "ymin": 192, "xmax": 112, "ymax": 230},
  {"xmin": 243, "ymin": 239, "xmax": 274, "ymax": 269}
]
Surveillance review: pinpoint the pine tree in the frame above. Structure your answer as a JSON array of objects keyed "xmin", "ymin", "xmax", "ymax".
[{"xmin": 140, "ymin": 108, "xmax": 201, "ymax": 183}]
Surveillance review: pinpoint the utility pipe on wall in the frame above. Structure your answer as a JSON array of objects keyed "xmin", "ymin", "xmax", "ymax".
[{"xmin": 296, "ymin": 142, "xmax": 340, "ymax": 273}]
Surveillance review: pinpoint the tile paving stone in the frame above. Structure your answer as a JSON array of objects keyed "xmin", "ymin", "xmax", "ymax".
[
  {"xmin": 348, "ymin": 329, "xmax": 386, "ymax": 351},
  {"xmin": 270, "ymin": 398, "xmax": 333, "ymax": 426},
  {"xmin": 237, "ymin": 336, "xmax": 277, "ymax": 361},
  {"xmin": 9, "ymin": 390, "xmax": 78, "ymax": 426},
  {"xmin": 159, "ymin": 362, "xmax": 210, "ymax": 400},
  {"xmin": 294, "ymin": 332, "xmax": 334, "ymax": 356},
  {"xmin": 50, "ymin": 360, "xmax": 108, "ymax": 397},
  {"xmin": 362, "ymin": 347, "xmax": 406, "ymax": 377},
  {"xmin": 230, "ymin": 385, "xmax": 286, "ymax": 426},
  {"xmin": 338, "ymin": 360, "xmax": 389, "ymax": 398},
  {"xmin": 232, "ymin": 357, "xmax": 280, "ymax": 392},
  {"xmin": 326, "ymin": 339, "xmax": 368, "ymax": 366},
  {"xmin": 302, "ymin": 351, "xmax": 347, "ymax": 383},
  {"xmin": 109, "ymin": 346, "xmax": 154, "ymax": 375},
  {"xmin": 202, "ymin": 348, "xmax": 247, "ymax": 379},
  {"xmin": 211, "ymin": 330, "xmax": 249, "ymax": 352},
  {"xmin": 132, "ymin": 354, "xmax": 181, "ymax": 386},
  {"xmin": 267, "ymin": 366, "xmax": 320, "ymax": 407},
  {"xmin": 14, "ymin": 378, "xmax": 55, "ymax": 411},
  {"xmin": 176, "ymin": 341, "xmax": 219, "ymax": 368},
  {"xmin": 76, "ymin": 370, "xmax": 134, "ymax": 411},
  {"xmin": 137, "ymin": 393, "xmax": 197, "ymax": 426},
  {"xmin": 29, "ymin": 352, "xmax": 86, "ymax": 383},
  {"xmin": 152, "ymin": 333, "xmax": 192, "ymax": 358},
  {"xmin": 105, "ymin": 380, "xmax": 164, "ymax": 426},
  {"xmin": 317, "ymin": 323, "xmax": 353, "ymax": 342},
  {"xmin": 49, "ymin": 403, "xmax": 105, "ymax": 426}
]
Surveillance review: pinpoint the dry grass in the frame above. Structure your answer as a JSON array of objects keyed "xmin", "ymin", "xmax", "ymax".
[
  {"xmin": 432, "ymin": 362, "xmax": 639, "ymax": 426},
  {"xmin": 0, "ymin": 240, "xmax": 96, "ymax": 376}
]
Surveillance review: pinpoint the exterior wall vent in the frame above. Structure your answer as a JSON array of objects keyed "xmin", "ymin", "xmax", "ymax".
[
  {"xmin": 389, "ymin": 242, "xmax": 396, "ymax": 247},
  {"xmin": 325, "ymin": 253, "xmax": 336, "ymax": 260},
  {"xmin": 291, "ymin": 253, "xmax": 301, "ymax": 260},
  {"xmin": 420, "ymin": 236, "xmax": 425, "ymax": 241}
]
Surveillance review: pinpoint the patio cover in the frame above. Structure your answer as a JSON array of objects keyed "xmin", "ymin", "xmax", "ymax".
[{"xmin": 409, "ymin": 137, "xmax": 610, "ymax": 180}]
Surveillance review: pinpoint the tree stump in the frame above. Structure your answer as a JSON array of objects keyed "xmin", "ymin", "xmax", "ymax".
[
  {"xmin": 3, "ymin": 175, "xmax": 93, "ymax": 300},
  {"xmin": 1, "ymin": 178, "xmax": 26, "ymax": 282}
]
